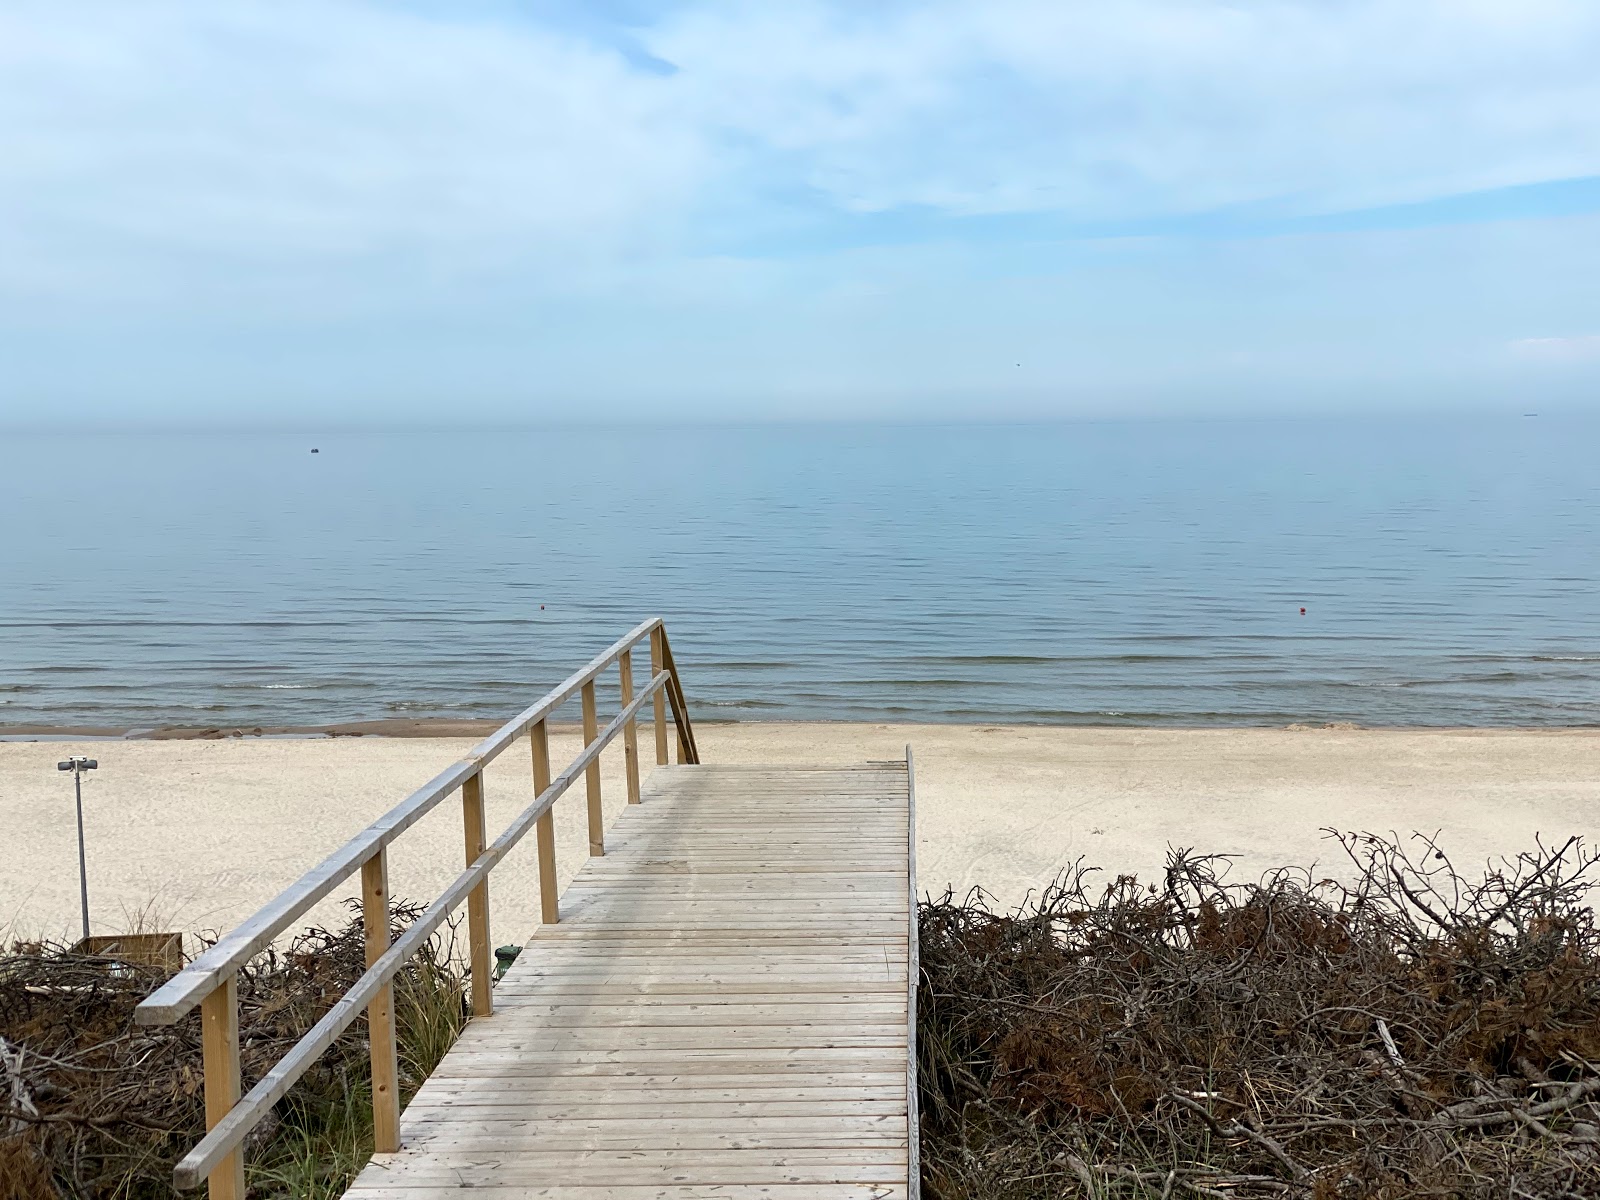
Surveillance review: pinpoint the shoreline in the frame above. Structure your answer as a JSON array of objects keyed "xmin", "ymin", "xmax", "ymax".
[
  {"xmin": 4, "ymin": 723, "xmax": 1596, "ymax": 943},
  {"xmin": 4, "ymin": 717, "xmax": 1599, "ymax": 741}
]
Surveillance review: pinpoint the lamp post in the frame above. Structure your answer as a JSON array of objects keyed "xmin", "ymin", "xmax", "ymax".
[{"xmin": 57, "ymin": 756, "xmax": 98, "ymax": 941}]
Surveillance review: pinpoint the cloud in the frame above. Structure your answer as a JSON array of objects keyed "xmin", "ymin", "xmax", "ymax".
[
  {"xmin": 649, "ymin": 0, "xmax": 1600, "ymax": 220},
  {"xmin": 1, "ymin": 1, "xmax": 1599, "ymax": 420},
  {"xmin": 3, "ymin": 0, "xmax": 1599, "ymax": 293},
  {"xmin": 1510, "ymin": 334, "xmax": 1600, "ymax": 362},
  {"xmin": 0, "ymin": 1, "xmax": 707, "ymax": 300}
]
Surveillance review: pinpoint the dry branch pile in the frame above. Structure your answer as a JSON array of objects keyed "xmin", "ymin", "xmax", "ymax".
[
  {"xmin": 918, "ymin": 833, "xmax": 1600, "ymax": 1200},
  {"xmin": 0, "ymin": 902, "xmax": 467, "ymax": 1199}
]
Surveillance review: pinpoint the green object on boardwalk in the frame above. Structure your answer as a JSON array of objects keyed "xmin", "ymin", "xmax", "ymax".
[{"xmin": 493, "ymin": 944, "xmax": 521, "ymax": 980}]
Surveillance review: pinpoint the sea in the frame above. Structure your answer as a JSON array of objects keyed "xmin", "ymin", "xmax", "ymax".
[{"xmin": 2, "ymin": 418, "xmax": 1598, "ymax": 728}]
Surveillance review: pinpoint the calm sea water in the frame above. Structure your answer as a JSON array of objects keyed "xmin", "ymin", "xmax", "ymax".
[{"xmin": 2, "ymin": 420, "xmax": 1597, "ymax": 727}]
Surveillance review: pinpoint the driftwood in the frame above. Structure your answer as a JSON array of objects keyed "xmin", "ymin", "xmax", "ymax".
[
  {"xmin": 918, "ymin": 831, "xmax": 1600, "ymax": 1199},
  {"xmin": 0, "ymin": 902, "xmax": 465, "ymax": 1199}
]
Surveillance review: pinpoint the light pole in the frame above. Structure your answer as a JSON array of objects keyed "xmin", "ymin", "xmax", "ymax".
[{"xmin": 57, "ymin": 756, "xmax": 98, "ymax": 941}]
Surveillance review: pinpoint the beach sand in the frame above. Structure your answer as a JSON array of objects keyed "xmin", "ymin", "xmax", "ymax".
[{"xmin": 2, "ymin": 724, "xmax": 1596, "ymax": 945}]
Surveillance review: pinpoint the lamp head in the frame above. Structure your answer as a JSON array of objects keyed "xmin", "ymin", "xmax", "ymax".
[{"xmin": 57, "ymin": 756, "xmax": 98, "ymax": 772}]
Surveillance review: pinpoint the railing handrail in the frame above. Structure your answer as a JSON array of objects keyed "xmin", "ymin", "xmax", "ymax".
[
  {"xmin": 134, "ymin": 619, "xmax": 699, "ymax": 1196},
  {"xmin": 137, "ymin": 616, "xmax": 666, "ymax": 1026}
]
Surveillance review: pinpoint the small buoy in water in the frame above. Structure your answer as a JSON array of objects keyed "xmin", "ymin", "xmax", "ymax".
[
  {"xmin": 310, "ymin": 448, "xmax": 319, "ymax": 454},
  {"xmin": 1300, "ymin": 607, "xmax": 1306, "ymax": 615}
]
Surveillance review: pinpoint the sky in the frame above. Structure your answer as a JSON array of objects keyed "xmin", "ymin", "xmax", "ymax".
[{"xmin": 2, "ymin": 0, "xmax": 1599, "ymax": 426}]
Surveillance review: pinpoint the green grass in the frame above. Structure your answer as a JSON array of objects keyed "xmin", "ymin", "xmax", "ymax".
[{"xmin": 247, "ymin": 952, "xmax": 470, "ymax": 1199}]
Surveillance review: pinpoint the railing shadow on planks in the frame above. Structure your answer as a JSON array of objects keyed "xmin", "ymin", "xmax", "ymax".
[{"xmin": 133, "ymin": 619, "xmax": 700, "ymax": 1199}]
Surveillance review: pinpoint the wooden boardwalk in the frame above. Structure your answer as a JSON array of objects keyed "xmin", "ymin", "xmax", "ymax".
[{"xmin": 345, "ymin": 760, "xmax": 918, "ymax": 1199}]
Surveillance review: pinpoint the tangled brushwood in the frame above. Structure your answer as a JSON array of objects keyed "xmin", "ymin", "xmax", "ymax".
[
  {"xmin": 918, "ymin": 833, "xmax": 1600, "ymax": 1200},
  {"xmin": 0, "ymin": 902, "xmax": 468, "ymax": 1200}
]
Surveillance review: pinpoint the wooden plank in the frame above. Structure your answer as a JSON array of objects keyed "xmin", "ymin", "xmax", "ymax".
[
  {"xmin": 441, "ymin": 1017, "xmax": 902, "ymax": 1036},
  {"xmin": 531, "ymin": 720, "xmax": 558, "ymax": 925},
  {"xmin": 398, "ymin": 1107, "xmax": 908, "ymax": 1126},
  {"xmin": 341, "ymin": 761, "xmax": 913, "ymax": 1199},
  {"xmin": 388, "ymin": 1141, "xmax": 908, "ymax": 1161},
  {"xmin": 200, "ymin": 975, "xmax": 244, "ymax": 1200},
  {"xmin": 391, "ymin": 1136, "xmax": 907, "ymax": 1156},
  {"xmin": 479, "ymin": 1000, "xmax": 907, "ymax": 1017},
  {"xmin": 412, "ymin": 1084, "xmax": 903, "ymax": 1104},
  {"xmin": 402, "ymin": 1111, "xmax": 905, "ymax": 1129},
  {"xmin": 498, "ymin": 951, "xmax": 909, "ymax": 965},
  {"xmin": 582, "ymin": 680, "xmax": 603, "ymax": 855},
  {"xmin": 421, "ymin": 1067, "xmax": 906, "ymax": 1086},
  {"xmin": 389, "ymin": 1132, "xmax": 909, "ymax": 1154},
  {"xmin": 498, "ymin": 964, "xmax": 907, "ymax": 979},
  {"xmin": 361, "ymin": 847, "xmax": 401, "ymax": 1154},
  {"xmin": 398, "ymin": 1046, "xmax": 903, "ymax": 1066},
  {"xmin": 503, "ymin": 952, "xmax": 909, "ymax": 969},
  {"xmin": 348, "ymin": 1184, "xmax": 905, "ymax": 1199},
  {"xmin": 463, "ymin": 770, "xmax": 493, "ymax": 1018},
  {"xmin": 493, "ymin": 985, "xmax": 908, "ymax": 1002},
  {"xmin": 426, "ymin": 1032, "xmax": 906, "ymax": 1050},
  {"xmin": 905, "ymin": 746, "xmax": 921, "ymax": 1200},
  {"xmin": 492, "ymin": 985, "xmax": 908, "ymax": 1004},
  {"xmin": 658, "ymin": 627, "xmax": 697, "ymax": 763},
  {"xmin": 352, "ymin": 1158, "xmax": 906, "ymax": 1187},
  {"xmin": 421, "ymin": 1067, "xmax": 905, "ymax": 1085},
  {"xmin": 649, "ymin": 626, "xmax": 667, "ymax": 765},
  {"xmin": 556, "ymin": 897, "xmax": 909, "ymax": 911},
  {"xmin": 365, "ymin": 1147, "xmax": 910, "ymax": 1170},
  {"xmin": 568, "ymin": 865, "xmax": 904, "ymax": 875},
  {"xmin": 619, "ymin": 650, "xmax": 641, "ymax": 804},
  {"xmin": 558, "ymin": 885, "xmax": 910, "ymax": 898}
]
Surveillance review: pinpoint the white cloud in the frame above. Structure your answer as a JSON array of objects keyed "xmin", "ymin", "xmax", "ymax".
[
  {"xmin": 2, "ymin": 0, "xmax": 1599, "ymax": 421},
  {"xmin": 3, "ymin": 0, "xmax": 1599, "ymax": 296},
  {"xmin": 652, "ymin": 0, "xmax": 1600, "ymax": 218},
  {"xmin": 0, "ymin": 1, "xmax": 706, "ymax": 293},
  {"xmin": 1510, "ymin": 334, "xmax": 1600, "ymax": 361}
]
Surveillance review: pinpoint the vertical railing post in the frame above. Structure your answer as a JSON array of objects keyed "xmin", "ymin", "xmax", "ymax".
[
  {"xmin": 581, "ymin": 679, "xmax": 604, "ymax": 855},
  {"xmin": 200, "ymin": 975, "xmax": 245, "ymax": 1200},
  {"xmin": 620, "ymin": 649, "xmax": 641, "ymax": 805},
  {"xmin": 531, "ymin": 719, "xmax": 559, "ymax": 924},
  {"xmin": 362, "ymin": 846, "xmax": 401, "ymax": 1152},
  {"xmin": 662, "ymin": 630, "xmax": 690, "ymax": 764},
  {"xmin": 650, "ymin": 625, "xmax": 668, "ymax": 766},
  {"xmin": 462, "ymin": 771, "xmax": 493, "ymax": 1017}
]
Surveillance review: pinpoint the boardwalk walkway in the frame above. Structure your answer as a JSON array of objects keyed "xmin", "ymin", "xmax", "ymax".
[{"xmin": 345, "ymin": 760, "xmax": 918, "ymax": 1199}]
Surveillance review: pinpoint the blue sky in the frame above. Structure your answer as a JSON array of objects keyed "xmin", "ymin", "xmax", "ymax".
[{"xmin": 2, "ymin": 0, "xmax": 1599, "ymax": 425}]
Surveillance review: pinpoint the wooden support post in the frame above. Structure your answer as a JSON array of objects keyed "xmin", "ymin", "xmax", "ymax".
[
  {"xmin": 581, "ymin": 679, "xmax": 603, "ymax": 855},
  {"xmin": 200, "ymin": 976, "xmax": 245, "ymax": 1200},
  {"xmin": 362, "ymin": 847, "xmax": 401, "ymax": 1153},
  {"xmin": 620, "ymin": 649, "xmax": 641, "ymax": 804},
  {"xmin": 673, "ymin": 676, "xmax": 689, "ymax": 765},
  {"xmin": 462, "ymin": 771, "xmax": 492, "ymax": 1018},
  {"xmin": 530, "ymin": 719, "xmax": 558, "ymax": 925},
  {"xmin": 660, "ymin": 628, "xmax": 692, "ymax": 764},
  {"xmin": 650, "ymin": 626, "xmax": 668, "ymax": 765}
]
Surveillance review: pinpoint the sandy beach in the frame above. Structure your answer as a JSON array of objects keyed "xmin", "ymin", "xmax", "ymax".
[{"xmin": 3, "ymin": 723, "xmax": 1596, "ymax": 946}]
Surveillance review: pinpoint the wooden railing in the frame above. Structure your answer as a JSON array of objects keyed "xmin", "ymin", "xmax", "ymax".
[{"xmin": 134, "ymin": 619, "xmax": 699, "ymax": 1196}]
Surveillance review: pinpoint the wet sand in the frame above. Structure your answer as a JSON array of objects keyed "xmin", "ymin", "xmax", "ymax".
[{"xmin": 2, "ymin": 724, "xmax": 1595, "ymax": 945}]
